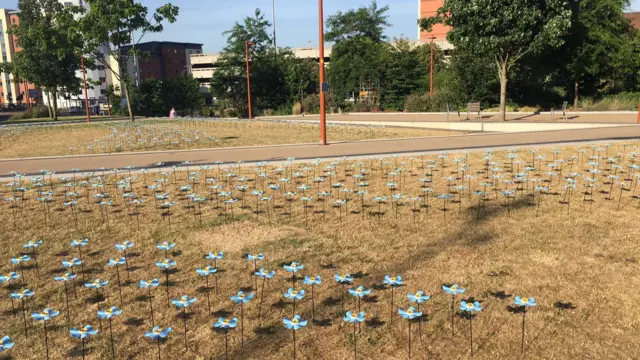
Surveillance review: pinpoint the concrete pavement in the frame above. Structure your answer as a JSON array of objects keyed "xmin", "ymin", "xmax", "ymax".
[{"xmin": 2, "ymin": 125, "xmax": 639, "ymax": 176}]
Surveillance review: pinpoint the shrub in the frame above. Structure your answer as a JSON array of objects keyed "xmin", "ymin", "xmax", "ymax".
[
  {"xmin": 581, "ymin": 93, "xmax": 640, "ymax": 111},
  {"xmin": 292, "ymin": 102, "xmax": 302, "ymax": 115},
  {"xmin": 301, "ymin": 94, "xmax": 320, "ymax": 114},
  {"xmin": 9, "ymin": 106, "xmax": 50, "ymax": 120},
  {"xmin": 404, "ymin": 91, "xmax": 456, "ymax": 112},
  {"xmin": 222, "ymin": 108, "xmax": 238, "ymax": 118}
]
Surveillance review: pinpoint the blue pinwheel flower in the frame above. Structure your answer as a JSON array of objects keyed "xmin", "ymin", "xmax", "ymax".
[
  {"xmin": 85, "ymin": 279, "xmax": 108, "ymax": 289},
  {"xmin": 213, "ymin": 318, "xmax": 238, "ymax": 329},
  {"xmin": 115, "ymin": 241, "xmax": 134, "ymax": 251},
  {"xmin": 283, "ymin": 315, "xmax": 308, "ymax": 330},
  {"xmin": 398, "ymin": 307, "xmax": 422, "ymax": 320},
  {"xmin": 303, "ymin": 275, "xmax": 321, "ymax": 285},
  {"xmin": 442, "ymin": 284, "xmax": 465, "ymax": 295},
  {"xmin": 23, "ymin": 239, "xmax": 43, "ymax": 249},
  {"xmin": 172, "ymin": 295, "xmax": 197, "ymax": 309},
  {"xmin": 196, "ymin": 266, "xmax": 217, "ymax": 276},
  {"xmin": 11, "ymin": 255, "xmax": 31, "ymax": 265},
  {"xmin": 69, "ymin": 239, "xmax": 88, "ymax": 248},
  {"xmin": 156, "ymin": 242, "xmax": 176, "ymax": 251},
  {"xmin": 0, "ymin": 336, "xmax": 14, "ymax": 351},
  {"xmin": 348, "ymin": 286, "xmax": 371, "ymax": 298},
  {"xmin": 107, "ymin": 258, "xmax": 126, "ymax": 267},
  {"xmin": 144, "ymin": 326, "xmax": 172, "ymax": 340},
  {"xmin": 255, "ymin": 268, "xmax": 276, "ymax": 279},
  {"xmin": 70, "ymin": 325, "xmax": 98, "ymax": 339},
  {"xmin": 230, "ymin": 291, "xmax": 254, "ymax": 304},
  {"xmin": 408, "ymin": 291, "xmax": 430, "ymax": 304},
  {"xmin": 205, "ymin": 251, "xmax": 224, "ymax": 261},
  {"xmin": 0, "ymin": 272, "xmax": 20, "ymax": 283},
  {"xmin": 97, "ymin": 306, "xmax": 123, "ymax": 319},
  {"xmin": 62, "ymin": 258, "xmax": 82, "ymax": 268},
  {"xmin": 10, "ymin": 289, "xmax": 34, "ymax": 300},
  {"xmin": 514, "ymin": 296, "xmax": 536, "ymax": 307},
  {"xmin": 384, "ymin": 275, "xmax": 403, "ymax": 287},
  {"xmin": 155, "ymin": 259, "xmax": 177, "ymax": 270},
  {"xmin": 335, "ymin": 273, "xmax": 353, "ymax": 284},
  {"xmin": 247, "ymin": 253, "xmax": 264, "ymax": 261},
  {"xmin": 139, "ymin": 279, "xmax": 160, "ymax": 289},
  {"xmin": 460, "ymin": 301, "xmax": 483, "ymax": 313},
  {"xmin": 284, "ymin": 288, "xmax": 305, "ymax": 301},
  {"xmin": 31, "ymin": 308, "xmax": 60, "ymax": 322},
  {"xmin": 343, "ymin": 311, "xmax": 366, "ymax": 323},
  {"xmin": 283, "ymin": 262, "xmax": 304, "ymax": 273}
]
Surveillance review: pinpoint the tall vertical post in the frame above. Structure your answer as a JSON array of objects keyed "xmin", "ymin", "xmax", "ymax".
[
  {"xmin": 104, "ymin": 71, "xmax": 112, "ymax": 117},
  {"xmin": 430, "ymin": 37, "xmax": 434, "ymax": 97},
  {"xmin": 272, "ymin": 0, "xmax": 277, "ymax": 49},
  {"xmin": 245, "ymin": 41, "xmax": 253, "ymax": 120},
  {"xmin": 318, "ymin": 0, "xmax": 327, "ymax": 145},
  {"xmin": 81, "ymin": 54, "xmax": 91, "ymax": 123}
]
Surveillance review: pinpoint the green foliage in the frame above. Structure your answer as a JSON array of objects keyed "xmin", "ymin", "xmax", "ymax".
[
  {"xmin": 580, "ymin": 92, "xmax": 640, "ymax": 111},
  {"xmin": 325, "ymin": 0, "xmax": 390, "ymax": 43},
  {"xmin": 421, "ymin": 0, "xmax": 572, "ymax": 120},
  {"xmin": 211, "ymin": 9, "xmax": 319, "ymax": 117},
  {"xmin": 130, "ymin": 75, "xmax": 203, "ymax": 117},
  {"xmin": 9, "ymin": 0, "xmax": 84, "ymax": 120},
  {"xmin": 79, "ymin": 0, "xmax": 179, "ymax": 120},
  {"xmin": 9, "ymin": 106, "xmax": 50, "ymax": 120}
]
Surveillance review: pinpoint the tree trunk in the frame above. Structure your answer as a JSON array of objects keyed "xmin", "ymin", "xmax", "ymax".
[
  {"xmin": 52, "ymin": 90, "xmax": 58, "ymax": 121},
  {"xmin": 124, "ymin": 83, "xmax": 135, "ymax": 122},
  {"xmin": 45, "ymin": 92, "xmax": 53, "ymax": 119},
  {"xmin": 573, "ymin": 81, "xmax": 579, "ymax": 110},
  {"xmin": 498, "ymin": 61, "xmax": 508, "ymax": 122}
]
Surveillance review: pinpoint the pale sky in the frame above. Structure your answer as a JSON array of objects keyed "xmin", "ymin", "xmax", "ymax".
[{"xmin": 0, "ymin": 0, "xmax": 638, "ymax": 52}]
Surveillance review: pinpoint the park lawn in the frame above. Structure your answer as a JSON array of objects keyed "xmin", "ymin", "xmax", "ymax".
[
  {"xmin": 0, "ymin": 142, "xmax": 638, "ymax": 359},
  {"xmin": 0, "ymin": 119, "xmax": 462, "ymax": 159}
]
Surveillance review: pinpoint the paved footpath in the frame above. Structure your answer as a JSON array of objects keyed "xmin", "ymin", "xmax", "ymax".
[{"xmin": 2, "ymin": 125, "xmax": 639, "ymax": 177}]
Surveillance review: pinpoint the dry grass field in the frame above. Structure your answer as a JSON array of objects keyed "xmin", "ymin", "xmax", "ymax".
[
  {"xmin": 0, "ymin": 120, "xmax": 461, "ymax": 159},
  {"xmin": 0, "ymin": 142, "xmax": 639, "ymax": 359}
]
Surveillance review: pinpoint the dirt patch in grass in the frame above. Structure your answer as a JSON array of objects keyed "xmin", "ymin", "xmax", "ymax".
[{"xmin": 0, "ymin": 142, "xmax": 639, "ymax": 359}]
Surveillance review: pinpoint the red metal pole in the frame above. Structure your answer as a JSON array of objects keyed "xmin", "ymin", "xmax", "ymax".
[
  {"xmin": 319, "ymin": 0, "xmax": 327, "ymax": 145},
  {"xmin": 81, "ymin": 54, "xmax": 91, "ymax": 123},
  {"xmin": 430, "ymin": 37, "xmax": 434, "ymax": 97},
  {"xmin": 245, "ymin": 41, "xmax": 253, "ymax": 120}
]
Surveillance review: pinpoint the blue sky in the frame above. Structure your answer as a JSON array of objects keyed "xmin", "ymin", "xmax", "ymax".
[{"xmin": 0, "ymin": 0, "xmax": 638, "ymax": 52}]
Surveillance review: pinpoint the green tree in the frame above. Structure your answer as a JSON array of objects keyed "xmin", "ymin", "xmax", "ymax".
[
  {"xmin": 79, "ymin": 0, "xmax": 179, "ymax": 121},
  {"xmin": 554, "ymin": 0, "xmax": 634, "ymax": 108},
  {"xmin": 211, "ymin": 9, "xmax": 296, "ymax": 116},
  {"xmin": 325, "ymin": 0, "xmax": 390, "ymax": 43},
  {"xmin": 325, "ymin": 1, "xmax": 391, "ymax": 110},
  {"xmin": 285, "ymin": 58, "xmax": 318, "ymax": 103},
  {"xmin": 421, "ymin": 0, "xmax": 571, "ymax": 120},
  {"xmin": 9, "ymin": 0, "xmax": 84, "ymax": 120},
  {"xmin": 130, "ymin": 75, "xmax": 202, "ymax": 117}
]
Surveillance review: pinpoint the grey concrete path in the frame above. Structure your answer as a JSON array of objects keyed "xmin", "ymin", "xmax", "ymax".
[
  {"xmin": 262, "ymin": 112, "xmax": 639, "ymax": 124},
  {"xmin": 1, "ymin": 125, "xmax": 639, "ymax": 176}
]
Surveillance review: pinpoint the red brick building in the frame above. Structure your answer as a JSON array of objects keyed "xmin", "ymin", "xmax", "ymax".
[
  {"xmin": 120, "ymin": 41, "xmax": 203, "ymax": 84},
  {"xmin": 625, "ymin": 12, "xmax": 640, "ymax": 29},
  {"xmin": 418, "ymin": 0, "xmax": 450, "ymax": 42}
]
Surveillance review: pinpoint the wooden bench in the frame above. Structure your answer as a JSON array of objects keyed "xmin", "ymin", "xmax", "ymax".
[
  {"xmin": 446, "ymin": 103, "xmax": 461, "ymax": 122},
  {"xmin": 467, "ymin": 102, "xmax": 481, "ymax": 120}
]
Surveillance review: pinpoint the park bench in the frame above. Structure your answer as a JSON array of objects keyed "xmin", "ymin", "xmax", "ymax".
[
  {"xmin": 551, "ymin": 101, "xmax": 568, "ymax": 121},
  {"xmin": 446, "ymin": 103, "xmax": 461, "ymax": 122},
  {"xmin": 467, "ymin": 102, "xmax": 481, "ymax": 120}
]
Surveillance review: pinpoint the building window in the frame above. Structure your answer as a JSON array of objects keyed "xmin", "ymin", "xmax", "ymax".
[
  {"xmin": 99, "ymin": 77, "xmax": 106, "ymax": 83},
  {"xmin": 100, "ymin": 89, "xmax": 107, "ymax": 95}
]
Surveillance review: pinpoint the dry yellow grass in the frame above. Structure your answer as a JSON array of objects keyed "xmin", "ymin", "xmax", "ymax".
[
  {"xmin": 0, "ymin": 120, "xmax": 460, "ymax": 159},
  {"xmin": 0, "ymin": 142, "xmax": 639, "ymax": 359}
]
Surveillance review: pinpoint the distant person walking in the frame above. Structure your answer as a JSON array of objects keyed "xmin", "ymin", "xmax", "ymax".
[{"xmin": 169, "ymin": 107, "xmax": 176, "ymax": 119}]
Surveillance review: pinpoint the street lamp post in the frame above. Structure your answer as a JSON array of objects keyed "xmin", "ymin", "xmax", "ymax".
[
  {"xmin": 318, "ymin": 0, "xmax": 327, "ymax": 145},
  {"xmin": 81, "ymin": 54, "xmax": 91, "ymax": 123},
  {"xmin": 245, "ymin": 41, "xmax": 255, "ymax": 120}
]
